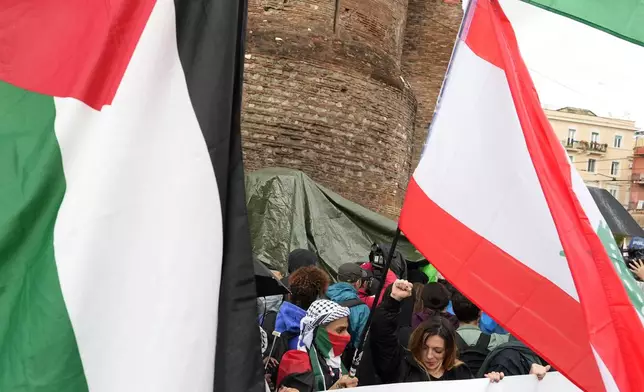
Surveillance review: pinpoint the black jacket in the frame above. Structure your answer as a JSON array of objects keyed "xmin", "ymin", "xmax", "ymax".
[
  {"xmin": 371, "ymin": 295, "xmax": 473, "ymax": 383},
  {"xmin": 477, "ymin": 340, "xmax": 546, "ymax": 377}
]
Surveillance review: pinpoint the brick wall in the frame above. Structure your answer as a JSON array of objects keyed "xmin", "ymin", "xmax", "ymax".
[
  {"xmin": 241, "ymin": 54, "xmax": 416, "ymax": 217},
  {"xmin": 241, "ymin": 0, "xmax": 462, "ymax": 217},
  {"xmin": 402, "ymin": 0, "xmax": 463, "ymax": 169}
]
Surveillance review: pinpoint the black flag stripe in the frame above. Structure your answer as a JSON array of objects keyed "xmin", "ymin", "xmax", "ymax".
[{"xmin": 173, "ymin": 0, "xmax": 263, "ymax": 391}]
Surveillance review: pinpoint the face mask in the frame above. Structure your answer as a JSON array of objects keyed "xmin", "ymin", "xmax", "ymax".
[
  {"xmin": 316, "ymin": 327, "xmax": 351, "ymax": 357},
  {"xmin": 327, "ymin": 330, "xmax": 351, "ymax": 357}
]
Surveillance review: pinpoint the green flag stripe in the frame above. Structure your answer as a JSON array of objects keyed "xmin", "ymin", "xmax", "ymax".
[
  {"xmin": 597, "ymin": 221, "xmax": 644, "ymax": 317},
  {"xmin": 0, "ymin": 81, "xmax": 88, "ymax": 391},
  {"xmin": 521, "ymin": 0, "xmax": 644, "ymax": 48}
]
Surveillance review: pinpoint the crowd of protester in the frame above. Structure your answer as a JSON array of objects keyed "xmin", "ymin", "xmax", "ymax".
[{"xmin": 257, "ymin": 244, "xmax": 644, "ymax": 391}]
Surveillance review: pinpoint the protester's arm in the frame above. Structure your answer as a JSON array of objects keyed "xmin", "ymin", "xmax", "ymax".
[
  {"xmin": 530, "ymin": 364, "xmax": 551, "ymax": 380},
  {"xmin": 629, "ymin": 260, "xmax": 644, "ymax": 281},
  {"xmin": 485, "ymin": 372, "xmax": 504, "ymax": 383},
  {"xmin": 329, "ymin": 375, "xmax": 359, "ymax": 389},
  {"xmin": 370, "ymin": 280, "xmax": 412, "ymax": 384}
]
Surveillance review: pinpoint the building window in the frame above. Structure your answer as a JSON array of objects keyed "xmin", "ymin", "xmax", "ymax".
[
  {"xmin": 610, "ymin": 161, "xmax": 619, "ymax": 176},
  {"xmin": 608, "ymin": 188, "xmax": 618, "ymax": 199},
  {"xmin": 568, "ymin": 155, "xmax": 574, "ymax": 163},
  {"xmin": 587, "ymin": 159, "xmax": 596, "ymax": 173},
  {"xmin": 614, "ymin": 135, "xmax": 622, "ymax": 148},
  {"xmin": 591, "ymin": 132, "xmax": 599, "ymax": 143},
  {"xmin": 567, "ymin": 128, "xmax": 576, "ymax": 145}
]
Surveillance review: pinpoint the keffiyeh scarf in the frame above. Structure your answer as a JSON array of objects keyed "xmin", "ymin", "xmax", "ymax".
[
  {"xmin": 298, "ymin": 299, "xmax": 350, "ymax": 350},
  {"xmin": 298, "ymin": 300, "xmax": 350, "ymax": 390}
]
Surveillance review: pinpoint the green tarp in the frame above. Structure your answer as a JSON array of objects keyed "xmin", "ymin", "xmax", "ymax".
[
  {"xmin": 245, "ymin": 168, "xmax": 422, "ymax": 274},
  {"xmin": 521, "ymin": 0, "xmax": 644, "ymax": 48}
]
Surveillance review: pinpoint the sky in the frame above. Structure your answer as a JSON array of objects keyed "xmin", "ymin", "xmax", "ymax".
[{"xmin": 463, "ymin": 0, "xmax": 644, "ymax": 128}]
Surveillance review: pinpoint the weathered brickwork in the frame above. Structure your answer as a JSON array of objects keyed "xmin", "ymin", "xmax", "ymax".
[
  {"xmin": 241, "ymin": 55, "xmax": 416, "ymax": 217},
  {"xmin": 241, "ymin": 0, "xmax": 462, "ymax": 217},
  {"xmin": 402, "ymin": 0, "xmax": 463, "ymax": 170}
]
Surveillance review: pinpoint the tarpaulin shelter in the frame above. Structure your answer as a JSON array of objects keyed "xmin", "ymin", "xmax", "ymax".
[{"xmin": 245, "ymin": 168, "xmax": 422, "ymax": 274}]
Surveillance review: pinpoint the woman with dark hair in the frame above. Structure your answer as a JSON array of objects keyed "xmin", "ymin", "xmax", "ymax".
[
  {"xmin": 371, "ymin": 280, "xmax": 504, "ymax": 383},
  {"xmin": 407, "ymin": 317, "xmax": 467, "ymax": 380}
]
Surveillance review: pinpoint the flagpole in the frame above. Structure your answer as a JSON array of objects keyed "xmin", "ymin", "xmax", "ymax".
[{"xmin": 349, "ymin": 227, "xmax": 402, "ymax": 377}]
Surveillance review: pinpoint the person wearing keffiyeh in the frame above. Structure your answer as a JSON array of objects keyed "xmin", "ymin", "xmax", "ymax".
[{"xmin": 276, "ymin": 300, "xmax": 359, "ymax": 391}]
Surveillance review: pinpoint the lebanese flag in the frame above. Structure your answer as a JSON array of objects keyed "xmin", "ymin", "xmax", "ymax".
[
  {"xmin": 399, "ymin": 1, "xmax": 644, "ymax": 391},
  {"xmin": 0, "ymin": 1, "xmax": 263, "ymax": 391}
]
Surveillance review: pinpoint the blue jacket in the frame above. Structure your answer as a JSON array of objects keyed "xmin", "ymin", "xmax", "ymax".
[
  {"xmin": 327, "ymin": 282, "xmax": 370, "ymax": 348},
  {"xmin": 274, "ymin": 302, "xmax": 306, "ymax": 350}
]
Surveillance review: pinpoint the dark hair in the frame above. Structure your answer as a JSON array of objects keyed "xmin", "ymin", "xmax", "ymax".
[
  {"xmin": 409, "ymin": 316, "xmax": 460, "ymax": 373},
  {"xmin": 289, "ymin": 266, "xmax": 330, "ymax": 310},
  {"xmin": 412, "ymin": 283, "xmax": 425, "ymax": 314},
  {"xmin": 421, "ymin": 283, "xmax": 450, "ymax": 311},
  {"xmin": 452, "ymin": 292, "xmax": 480, "ymax": 324},
  {"xmin": 438, "ymin": 279, "xmax": 459, "ymax": 299},
  {"xmin": 287, "ymin": 249, "xmax": 318, "ymax": 274}
]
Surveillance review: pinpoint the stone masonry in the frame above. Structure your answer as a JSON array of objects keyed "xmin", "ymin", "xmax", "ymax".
[
  {"xmin": 403, "ymin": 0, "xmax": 463, "ymax": 171},
  {"xmin": 241, "ymin": 0, "xmax": 463, "ymax": 217}
]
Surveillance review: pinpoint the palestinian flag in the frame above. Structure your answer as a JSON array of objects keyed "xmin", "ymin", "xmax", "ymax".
[
  {"xmin": 0, "ymin": 1, "xmax": 263, "ymax": 391},
  {"xmin": 400, "ymin": 0, "xmax": 644, "ymax": 391},
  {"xmin": 521, "ymin": 0, "xmax": 644, "ymax": 48}
]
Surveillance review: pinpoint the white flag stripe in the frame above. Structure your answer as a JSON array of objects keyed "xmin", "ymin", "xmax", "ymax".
[
  {"xmin": 53, "ymin": 1, "xmax": 223, "ymax": 391},
  {"xmin": 570, "ymin": 167, "xmax": 603, "ymax": 230},
  {"xmin": 413, "ymin": 42, "xmax": 578, "ymax": 301},
  {"xmin": 592, "ymin": 346, "xmax": 620, "ymax": 392}
]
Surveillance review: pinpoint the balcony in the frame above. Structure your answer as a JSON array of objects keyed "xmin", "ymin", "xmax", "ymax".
[
  {"xmin": 632, "ymin": 173, "xmax": 644, "ymax": 184},
  {"xmin": 635, "ymin": 146, "xmax": 644, "ymax": 157},
  {"xmin": 561, "ymin": 139, "xmax": 607, "ymax": 154}
]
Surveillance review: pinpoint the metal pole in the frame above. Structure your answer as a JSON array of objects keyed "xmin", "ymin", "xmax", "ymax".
[{"xmin": 349, "ymin": 227, "xmax": 402, "ymax": 377}]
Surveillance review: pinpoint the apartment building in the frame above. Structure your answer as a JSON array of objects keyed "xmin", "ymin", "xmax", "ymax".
[
  {"xmin": 631, "ymin": 138, "xmax": 644, "ymax": 210},
  {"xmin": 545, "ymin": 107, "xmax": 637, "ymax": 207}
]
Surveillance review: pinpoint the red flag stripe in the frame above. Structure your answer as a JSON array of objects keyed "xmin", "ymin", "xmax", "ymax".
[
  {"xmin": 462, "ymin": 1, "xmax": 644, "ymax": 391},
  {"xmin": 0, "ymin": 0, "xmax": 155, "ymax": 109},
  {"xmin": 400, "ymin": 179, "xmax": 603, "ymax": 391},
  {"xmin": 276, "ymin": 350, "xmax": 313, "ymax": 388}
]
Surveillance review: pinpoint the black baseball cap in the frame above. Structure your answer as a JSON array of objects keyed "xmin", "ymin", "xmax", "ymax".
[{"xmin": 338, "ymin": 263, "xmax": 368, "ymax": 283}]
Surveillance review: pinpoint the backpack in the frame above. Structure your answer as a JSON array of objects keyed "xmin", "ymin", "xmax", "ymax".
[
  {"xmin": 338, "ymin": 298, "xmax": 364, "ymax": 308},
  {"xmin": 455, "ymin": 332, "xmax": 491, "ymax": 377},
  {"xmin": 337, "ymin": 298, "xmax": 365, "ymax": 369},
  {"xmin": 476, "ymin": 341, "xmax": 545, "ymax": 378}
]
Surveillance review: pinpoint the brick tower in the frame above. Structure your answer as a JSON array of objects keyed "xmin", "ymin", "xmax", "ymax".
[{"xmin": 241, "ymin": 0, "xmax": 463, "ymax": 217}]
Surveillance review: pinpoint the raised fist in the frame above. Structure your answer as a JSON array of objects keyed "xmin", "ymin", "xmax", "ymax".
[{"xmin": 390, "ymin": 279, "xmax": 413, "ymax": 301}]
